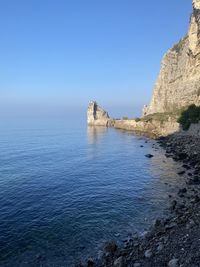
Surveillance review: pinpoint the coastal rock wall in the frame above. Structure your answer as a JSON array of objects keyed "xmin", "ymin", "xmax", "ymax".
[
  {"xmin": 87, "ymin": 102, "xmax": 181, "ymax": 137},
  {"xmin": 87, "ymin": 102, "xmax": 200, "ymax": 137},
  {"xmin": 113, "ymin": 119, "xmax": 180, "ymax": 138},
  {"xmin": 143, "ymin": 0, "xmax": 200, "ymax": 115}
]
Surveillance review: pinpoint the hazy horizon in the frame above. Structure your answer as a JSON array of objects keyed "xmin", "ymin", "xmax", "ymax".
[
  {"xmin": 1, "ymin": 0, "xmax": 192, "ymax": 117},
  {"xmin": 0, "ymin": 102, "xmax": 142, "ymax": 119}
]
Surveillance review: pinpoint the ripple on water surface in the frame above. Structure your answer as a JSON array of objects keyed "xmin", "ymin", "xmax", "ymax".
[{"xmin": 0, "ymin": 119, "xmax": 187, "ymax": 266}]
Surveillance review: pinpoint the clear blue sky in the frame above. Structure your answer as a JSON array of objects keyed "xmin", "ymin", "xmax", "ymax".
[{"xmin": 0, "ymin": 0, "xmax": 192, "ymax": 117}]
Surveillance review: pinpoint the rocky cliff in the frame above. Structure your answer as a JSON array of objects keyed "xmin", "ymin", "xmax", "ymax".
[
  {"xmin": 143, "ymin": 0, "xmax": 200, "ymax": 115},
  {"xmin": 87, "ymin": 101, "xmax": 111, "ymax": 126},
  {"xmin": 87, "ymin": 0, "xmax": 200, "ymax": 138}
]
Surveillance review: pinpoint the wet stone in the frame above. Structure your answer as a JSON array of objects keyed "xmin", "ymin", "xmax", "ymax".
[
  {"xmin": 178, "ymin": 171, "xmax": 186, "ymax": 175},
  {"xmin": 182, "ymin": 164, "xmax": 191, "ymax": 170},
  {"xmin": 145, "ymin": 154, "xmax": 154, "ymax": 158},
  {"xmin": 113, "ymin": 256, "xmax": 124, "ymax": 267},
  {"xmin": 178, "ymin": 188, "xmax": 187, "ymax": 194},
  {"xmin": 87, "ymin": 259, "xmax": 94, "ymax": 267},
  {"xmin": 144, "ymin": 249, "xmax": 153, "ymax": 258},
  {"xmin": 104, "ymin": 241, "xmax": 117, "ymax": 254},
  {"xmin": 168, "ymin": 258, "xmax": 179, "ymax": 267},
  {"xmin": 171, "ymin": 200, "xmax": 177, "ymax": 210},
  {"xmin": 157, "ymin": 243, "xmax": 164, "ymax": 252}
]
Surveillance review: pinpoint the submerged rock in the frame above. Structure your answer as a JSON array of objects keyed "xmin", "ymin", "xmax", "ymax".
[{"xmin": 145, "ymin": 154, "xmax": 154, "ymax": 158}]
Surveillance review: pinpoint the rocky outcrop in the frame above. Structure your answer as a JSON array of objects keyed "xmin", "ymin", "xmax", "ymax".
[
  {"xmin": 143, "ymin": 0, "xmax": 200, "ymax": 116},
  {"xmin": 193, "ymin": 0, "xmax": 200, "ymax": 9},
  {"xmin": 87, "ymin": 101, "xmax": 111, "ymax": 126},
  {"xmin": 87, "ymin": 102, "xmax": 180, "ymax": 137},
  {"xmin": 113, "ymin": 119, "xmax": 180, "ymax": 138}
]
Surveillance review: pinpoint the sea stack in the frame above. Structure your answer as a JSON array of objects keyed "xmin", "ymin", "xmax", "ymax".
[{"xmin": 87, "ymin": 101, "xmax": 110, "ymax": 126}]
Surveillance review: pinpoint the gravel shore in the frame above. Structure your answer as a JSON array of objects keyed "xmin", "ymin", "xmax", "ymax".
[{"xmin": 79, "ymin": 134, "xmax": 200, "ymax": 267}]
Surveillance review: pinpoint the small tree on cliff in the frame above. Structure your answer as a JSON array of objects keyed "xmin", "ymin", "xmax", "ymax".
[{"xmin": 177, "ymin": 104, "xmax": 200, "ymax": 130}]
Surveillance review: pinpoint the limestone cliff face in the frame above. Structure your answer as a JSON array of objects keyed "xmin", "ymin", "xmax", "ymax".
[
  {"xmin": 87, "ymin": 101, "xmax": 110, "ymax": 126},
  {"xmin": 144, "ymin": 0, "xmax": 200, "ymax": 115}
]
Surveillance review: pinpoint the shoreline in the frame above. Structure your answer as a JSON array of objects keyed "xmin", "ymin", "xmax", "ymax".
[{"xmin": 80, "ymin": 133, "xmax": 200, "ymax": 267}]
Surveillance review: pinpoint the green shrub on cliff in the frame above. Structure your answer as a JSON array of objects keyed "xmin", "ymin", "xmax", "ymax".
[
  {"xmin": 135, "ymin": 117, "xmax": 141, "ymax": 122},
  {"xmin": 177, "ymin": 104, "xmax": 200, "ymax": 130},
  {"xmin": 122, "ymin": 116, "xmax": 129, "ymax": 120},
  {"xmin": 142, "ymin": 112, "xmax": 172, "ymax": 123},
  {"xmin": 141, "ymin": 108, "xmax": 184, "ymax": 124}
]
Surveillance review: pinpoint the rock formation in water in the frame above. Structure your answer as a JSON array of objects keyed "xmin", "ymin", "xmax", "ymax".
[
  {"xmin": 87, "ymin": 101, "xmax": 110, "ymax": 126},
  {"xmin": 143, "ymin": 0, "xmax": 200, "ymax": 116},
  {"xmin": 87, "ymin": 101, "xmax": 180, "ymax": 137}
]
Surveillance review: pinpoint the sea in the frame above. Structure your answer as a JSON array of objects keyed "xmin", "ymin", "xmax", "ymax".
[{"xmin": 0, "ymin": 115, "xmax": 186, "ymax": 266}]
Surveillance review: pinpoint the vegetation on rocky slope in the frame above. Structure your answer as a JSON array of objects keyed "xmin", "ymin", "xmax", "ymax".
[
  {"xmin": 141, "ymin": 104, "xmax": 200, "ymax": 131},
  {"xmin": 177, "ymin": 104, "xmax": 200, "ymax": 130},
  {"xmin": 141, "ymin": 109, "xmax": 184, "ymax": 124}
]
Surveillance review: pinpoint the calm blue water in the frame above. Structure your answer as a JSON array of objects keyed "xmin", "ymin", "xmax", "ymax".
[{"xmin": 0, "ymin": 117, "xmax": 186, "ymax": 266}]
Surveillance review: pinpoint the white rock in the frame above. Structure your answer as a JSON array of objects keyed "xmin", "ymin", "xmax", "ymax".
[
  {"xmin": 113, "ymin": 256, "xmax": 124, "ymax": 267},
  {"xmin": 144, "ymin": 249, "xmax": 153, "ymax": 258},
  {"xmin": 157, "ymin": 243, "xmax": 164, "ymax": 252},
  {"xmin": 168, "ymin": 258, "xmax": 179, "ymax": 267}
]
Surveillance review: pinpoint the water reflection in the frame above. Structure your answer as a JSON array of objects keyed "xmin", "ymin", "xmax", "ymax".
[
  {"xmin": 1, "ymin": 122, "xmax": 190, "ymax": 267},
  {"xmin": 87, "ymin": 126, "xmax": 108, "ymax": 145}
]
